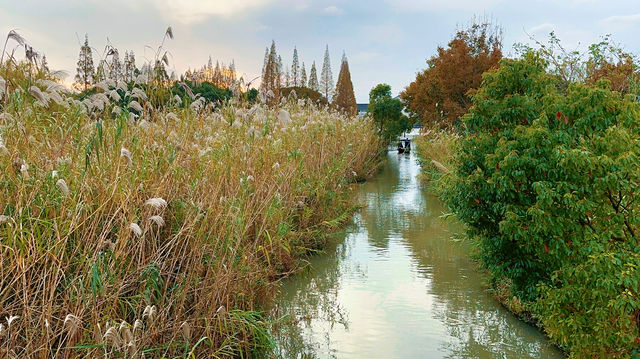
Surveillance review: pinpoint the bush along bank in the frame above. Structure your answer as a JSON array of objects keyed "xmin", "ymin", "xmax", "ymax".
[
  {"xmin": 0, "ymin": 66, "xmax": 382, "ymax": 357},
  {"xmin": 437, "ymin": 51, "xmax": 640, "ymax": 357}
]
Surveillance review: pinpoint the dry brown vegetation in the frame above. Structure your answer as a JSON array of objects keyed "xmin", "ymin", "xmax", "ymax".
[{"xmin": 0, "ymin": 57, "xmax": 381, "ymax": 357}]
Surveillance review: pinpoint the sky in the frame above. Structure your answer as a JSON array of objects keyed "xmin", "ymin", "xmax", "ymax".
[{"xmin": 1, "ymin": 0, "xmax": 639, "ymax": 102}]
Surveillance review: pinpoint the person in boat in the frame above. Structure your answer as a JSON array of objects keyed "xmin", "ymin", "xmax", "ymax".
[
  {"xmin": 397, "ymin": 140, "xmax": 405, "ymax": 153},
  {"xmin": 403, "ymin": 138, "xmax": 411, "ymax": 151}
]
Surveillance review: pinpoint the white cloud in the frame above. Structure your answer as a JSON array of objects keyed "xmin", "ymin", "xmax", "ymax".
[
  {"xmin": 600, "ymin": 13, "xmax": 640, "ymax": 30},
  {"xmin": 385, "ymin": 0, "xmax": 502, "ymax": 12},
  {"xmin": 154, "ymin": 0, "xmax": 275, "ymax": 24},
  {"xmin": 323, "ymin": 5, "xmax": 344, "ymax": 15}
]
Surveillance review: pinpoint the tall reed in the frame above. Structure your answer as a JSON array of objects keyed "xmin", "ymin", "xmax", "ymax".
[{"xmin": 0, "ymin": 62, "xmax": 381, "ymax": 357}]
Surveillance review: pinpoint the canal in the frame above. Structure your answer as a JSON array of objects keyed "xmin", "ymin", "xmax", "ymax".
[{"xmin": 270, "ymin": 139, "xmax": 564, "ymax": 358}]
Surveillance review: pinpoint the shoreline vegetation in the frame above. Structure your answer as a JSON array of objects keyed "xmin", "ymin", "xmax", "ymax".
[
  {"xmin": 0, "ymin": 57, "xmax": 383, "ymax": 358},
  {"xmin": 414, "ymin": 51, "xmax": 640, "ymax": 358}
]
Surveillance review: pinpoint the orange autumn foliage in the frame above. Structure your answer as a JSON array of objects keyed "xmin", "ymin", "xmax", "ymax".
[{"xmin": 402, "ymin": 22, "xmax": 502, "ymax": 129}]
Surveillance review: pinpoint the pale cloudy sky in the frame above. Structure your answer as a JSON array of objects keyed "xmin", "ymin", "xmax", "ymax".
[{"xmin": 1, "ymin": 0, "xmax": 639, "ymax": 102}]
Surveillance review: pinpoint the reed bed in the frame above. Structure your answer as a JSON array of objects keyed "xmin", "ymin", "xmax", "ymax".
[{"xmin": 0, "ymin": 67, "xmax": 381, "ymax": 357}]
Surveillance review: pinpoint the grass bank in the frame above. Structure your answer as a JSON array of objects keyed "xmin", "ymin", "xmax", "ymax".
[{"xmin": 0, "ymin": 67, "xmax": 382, "ymax": 357}]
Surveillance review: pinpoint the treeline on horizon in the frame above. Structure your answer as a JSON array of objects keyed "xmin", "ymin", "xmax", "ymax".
[{"xmin": 68, "ymin": 33, "xmax": 359, "ymax": 115}]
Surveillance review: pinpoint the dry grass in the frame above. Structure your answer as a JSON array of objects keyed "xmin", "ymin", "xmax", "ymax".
[
  {"xmin": 413, "ymin": 128, "xmax": 459, "ymax": 191},
  {"xmin": 0, "ymin": 63, "xmax": 381, "ymax": 357}
]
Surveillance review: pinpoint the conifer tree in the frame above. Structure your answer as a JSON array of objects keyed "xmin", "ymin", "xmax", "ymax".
[
  {"xmin": 40, "ymin": 55, "xmax": 49, "ymax": 73},
  {"xmin": 320, "ymin": 45, "xmax": 334, "ymax": 101},
  {"xmin": 291, "ymin": 47, "xmax": 300, "ymax": 87},
  {"xmin": 333, "ymin": 53, "xmax": 358, "ymax": 116},
  {"xmin": 261, "ymin": 46, "xmax": 269, "ymax": 84},
  {"xmin": 110, "ymin": 49, "xmax": 122, "ymax": 83},
  {"xmin": 309, "ymin": 61, "xmax": 319, "ymax": 91},
  {"xmin": 301, "ymin": 62, "xmax": 307, "ymax": 88},
  {"xmin": 261, "ymin": 40, "xmax": 281, "ymax": 104},
  {"xmin": 214, "ymin": 61, "xmax": 222, "ymax": 86},
  {"xmin": 277, "ymin": 55, "xmax": 284, "ymax": 88},
  {"xmin": 75, "ymin": 34, "xmax": 95, "ymax": 90},
  {"xmin": 95, "ymin": 60, "xmax": 107, "ymax": 83},
  {"xmin": 124, "ymin": 51, "xmax": 137, "ymax": 82},
  {"xmin": 207, "ymin": 56, "xmax": 214, "ymax": 81},
  {"xmin": 285, "ymin": 67, "xmax": 291, "ymax": 87}
]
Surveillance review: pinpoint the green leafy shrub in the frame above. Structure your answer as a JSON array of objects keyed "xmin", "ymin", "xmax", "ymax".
[{"xmin": 446, "ymin": 51, "xmax": 640, "ymax": 356}]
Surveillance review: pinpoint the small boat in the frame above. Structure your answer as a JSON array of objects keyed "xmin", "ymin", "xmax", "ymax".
[{"xmin": 397, "ymin": 141, "xmax": 405, "ymax": 153}]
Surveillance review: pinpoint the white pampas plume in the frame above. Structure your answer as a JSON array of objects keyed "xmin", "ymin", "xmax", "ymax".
[
  {"xmin": 173, "ymin": 94, "xmax": 182, "ymax": 105},
  {"xmin": 129, "ymin": 112, "xmax": 138, "ymax": 122},
  {"xmin": 131, "ymin": 87, "xmax": 147, "ymax": 101},
  {"xmin": 51, "ymin": 170, "xmax": 58, "ymax": 179},
  {"xmin": 129, "ymin": 100, "xmax": 143, "ymax": 113},
  {"xmin": 109, "ymin": 90, "xmax": 121, "ymax": 102},
  {"xmin": 165, "ymin": 112, "xmax": 179, "ymax": 121},
  {"xmin": 180, "ymin": 321, "xmax": 191, "ymax": 341},
  {"xmin": 64, "ymin": 314, "xmax": 80, "ymax": 335},
  {"xmin": 277, "ymin": 109, "xmax": 291, "ymax": 126},
  {"xmin": 117, "ymin": 82, "xmax": 127, "ymax": 92},
  {"xmin": 120, "ymin": 146, "xmax": 132, "ymax": 164},
  {"xmin": 119, "ymin": 321, "xmax": 133, "ymax": 343},
  {"xmin": 145, "ymin": 197, "xmax": 167, "ymax": 210},
  {"xmin": 94, "ymin": 81, "xmax": 110, "ymax": 92},
  {"xmin": 6, "ymin": 315, "xmax": 19, "ymax": 328},
  {"xmin": 103, "ymin": 325, "xmax": 121, "ymax": 347},
  {"xmin": 133, "ymin": 319, "xmax": 143, "ymax": 332},
  {"xmin": 142, "ymin": 305, "xmax": 157, "ymax": 321},
  {"xmin": 128, "ymin": 223, "xmax": 142, "ymax": 237},
  {"xmin": 20, "ymin": 163, "xmax": 29, "ymax": 179},
  {"xmin": 149, "ymin": 215, "xmax": 165, "ymax": 227},
  {"xmin": 29, "ymin": 86, "xmax": 48, "ymax": 105},
  {"xmin": 56, "ymin": 179, "xmax": 70, "ymax": 196}
]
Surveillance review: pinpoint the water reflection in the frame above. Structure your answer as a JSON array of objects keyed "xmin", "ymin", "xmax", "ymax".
[{"xmin": 271, "ymin": 139, "xmax": 564, "ymax": 358}]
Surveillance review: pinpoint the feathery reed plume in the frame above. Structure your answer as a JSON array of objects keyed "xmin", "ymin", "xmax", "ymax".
[
  {"xmin": 20, "ymin": 163, "xmax": 29, "ymax": 179},
  {"xmin": 120, "ymin": 146, "xmax": 132, "ymax": 164},
  {"xmin": 6, "ymin": 29, "xmax": 26, "ymax": 46},
  {"xmin": 63, "ymin": 314, "xmax": 80, "ymax": 336},
  {"xmin": 56, "ymin": 179, "xmax": 70, "ymax": 196},
  {"xmin": 144, "ymin": 198, "xmax": 167, "ymax": 210},
  {"xmin": 178, "ymin": 82, "xmax": 195, "ymax": 100},
  {"xmin": 109, "ymin": 90, "xmax": 121, "ymax": 102},
  {"xmin": 128, "ymin": 223, "xmax": 142, "ymax": 237},
  {"xmin": 142, "ymin": 305, "xmax": 157, "ymax": 321},
  {"xmin": 180, "ymin": 321, "xmax": 191, "ymax": 341},
  {"xmin": 173, "ymin": 94, "xmax": 182, "ymax": 105},
  {"xmin": 149, "ymin": 215, "xmax": 165, "ymax": 227},
  {"xmin": 94, "ymin": 81, "xmax": 110, "ymax": 92},
  {"xmin": 129, "ymin": 100, "xmax": 143, "ymax": 113},
  {"xmin": 277, "ymin": 109, "xmax": 292, "ymax": 127},
  {"xmin": 431, "ymin": 159, "xmax": 451, "ymax": 174},
  {"xmin": 28, "ymin": 86, "xmax": 48, "ymax": 106},
  {"xmin": 6, "ymin": 315, "xmax": 19, "ymax": 328},
  {"xmin": 272, "ymin": 162, "xmax": 280, "ymax": 169},
  {"xmin": 119, "ymin": 321, "xmax": 133, "ymax": 343},
  {"xmin": 133, "ymin": 319, "xmax": 143, "ymax": 332},
  {"xmin": 131, "ymin": 88, "xmax": 148, "ymax": 101},
  {"xmin": 103, "ymin": 325, "xmax": 121, "ymax": 347},
  {"xmin": 0, "ymin": 215, "xmax": 9, "ymax": 224},
  {"xmin": 165, "ymin": 26, "xmax": 174, "ymax": 40}
]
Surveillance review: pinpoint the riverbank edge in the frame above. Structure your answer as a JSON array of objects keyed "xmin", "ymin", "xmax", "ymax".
[
  {"xmin": 261, "ymin": 146, "xmax": 388, "ymax": 350},
  {"xmin": 413, "ymin": 132, "xmax": 568, "ymax": 356}
]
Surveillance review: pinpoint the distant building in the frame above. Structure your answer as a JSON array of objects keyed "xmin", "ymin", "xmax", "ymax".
[{"xmin": 357, "ymin": 103, "xmax": 368, "ymax": 115}]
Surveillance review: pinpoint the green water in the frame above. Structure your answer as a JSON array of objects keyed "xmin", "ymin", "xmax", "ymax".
[{"xmin": 271, "ymin": 142, "xmax": 564, "ymax": 358}]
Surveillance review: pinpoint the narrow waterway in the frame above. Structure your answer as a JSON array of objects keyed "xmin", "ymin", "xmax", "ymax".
[{"xmin": 271, "ymin": 137, "xmax": 564, "ymax": 358}]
